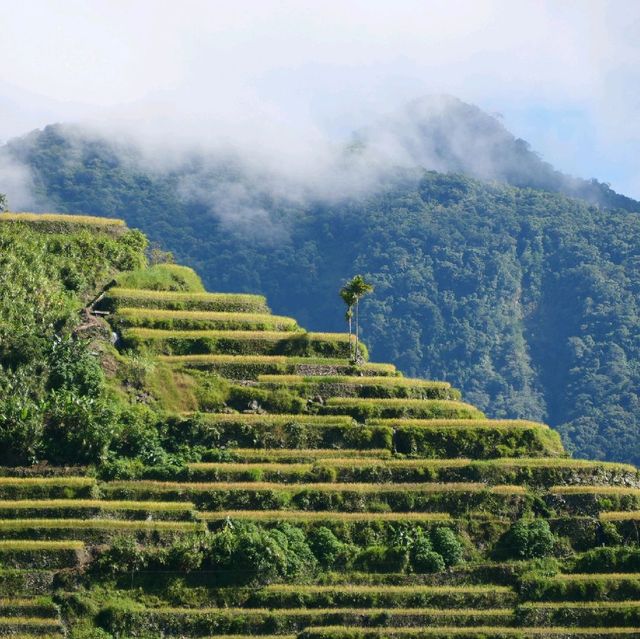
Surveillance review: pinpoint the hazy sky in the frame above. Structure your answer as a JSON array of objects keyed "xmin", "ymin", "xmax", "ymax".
[{"xmin": 1, "ymin": 0, "xmax": 639, "ymax": 197}]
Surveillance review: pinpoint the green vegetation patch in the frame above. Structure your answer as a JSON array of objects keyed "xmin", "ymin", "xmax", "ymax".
[
  {"xmin": 122, "ymin": 328, "xmax": 361, "ymax": 358},
  {"xmin": 97, "ymin": 605, "xmax": 515, "ymax": 636},
  {"xmin": 115, "ymin": 264, "xmax": 205, "ymax": 292},
  {"xmin": 300, "ymin": 627, "xmax": 640, "ymax": 638},
  {"xmin": 520, "ymin": 573, "xmax": 640, "ymax": 602},
  {"xmin": 101, "ymin": 480, "xmax": 527, "ymax": 514},
  {"xmin": 115, "ymin": 308, "xmax": 299, "ymax": 331},
  {"xmin": 103, "ymin": 287, "xmax": 270, "ymax": 312},
  {"xmin": 0, "ymin": 477, "xmax": 96, "ymax": 499},
  {"xmin": 160, "ymin": 354, "xmax": 396, "ymax": 379},
  {"xmin": 517, "ymin": 601, "xmax": 640, "ymax": 627},
  {"xmin": 246, "ymin": 583, "xmax": 516, "ymax": 609},
  {"xmin": 377, "ymin": 420, "xmax": 565, "ymax": 459},
  {"xmin": 0, "ymin": 499, "xmax": 196, "ymax": 520},
  {"xmin": 257, "ymin": 375, "xmax": 459, "ymax": 400},
  {"xmin": 199, "ymin": 511, "xmax": 453, "ymax": 522},
  {"xmin": 169, "ymin": 413, "xmax": 391, "ymax": 451},
  {"xmin": 324, "ymin": 399, "xmax": 484, "ymax": 421}
]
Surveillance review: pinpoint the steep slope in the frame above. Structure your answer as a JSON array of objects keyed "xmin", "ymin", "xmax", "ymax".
[
  {"xmin": 4, "ymin": 124, "xmax": 640, "ymax": 464},
  {"xmin": 0, "ymin": 214, "xmax": 639, "ymax": 639}
]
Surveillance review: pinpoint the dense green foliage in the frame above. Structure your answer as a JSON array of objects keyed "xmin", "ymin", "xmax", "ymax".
[
  {"xmin": 0, "ymin": 220, "xmax": 146, "ymax": 464},
  {"xmin": 0, "ymin": 219, "xmax": 638, "ymax": 639},
  {"xmin": 4, "ymin": 123, "xmax": 640, "ymax": 464}
]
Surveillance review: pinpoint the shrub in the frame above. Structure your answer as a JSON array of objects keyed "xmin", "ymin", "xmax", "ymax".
[
  {"xmin": 309, "ymin": 526, "xmax": 355, "ymax": 569},
  {"xmin": 47, "ymin": 336, "xmax": 104, "ymax": 395},
  {"xmin": 206, "ymin": 522, "xmax": 316, "ymax": 584},
  {"xmin": 43, "ymin": 391, "xmax": 118, "ymax": 465},
  {"xmin": 354, "ymin": 545, "xmax": 408, "ymax": 573},
  {"xmin": 410, "ymin": 537, "xmax": 443, "ymax": 573},
  {"xmin": 431, "ymin": 526, "xmax": 464, "ymax": 567},
  {"xmin": 94, "ymin": 536, "xmax": 146, "ymax": 576},
  {"xmin": 498, "ymin": 519, "xmax": 556, "ymax": 560},
  {"xmin": 574, "ymin": 546, "xmax": 640, "ymax": 573}
]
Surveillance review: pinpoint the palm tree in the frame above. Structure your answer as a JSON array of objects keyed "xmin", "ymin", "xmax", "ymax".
[
  {"xmin": 340, "ymin": 275, "xmax": 374, "ymax": 362},
  {"xmin": 339, "ymin": 286, "xmax": 357, "ymax": 359}
]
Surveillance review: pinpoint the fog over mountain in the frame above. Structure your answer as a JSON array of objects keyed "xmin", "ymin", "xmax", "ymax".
[{"xmin": 2, "ymin": 96, "xmax": 640, "ymax": 465}]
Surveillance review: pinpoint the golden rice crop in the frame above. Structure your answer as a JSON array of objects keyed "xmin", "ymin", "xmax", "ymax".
[
  {"xmin": 0, "ymin": 213, "xmax": 125, "ymax": 226},
  {"xmin": 368, "ymin": 419, "xmax": 549, "ymax": 429},
  {"xmin": 0, "ymin": 499, "xmax": 195, "ymax": 511},
  {"xmin": 0, "ymin": 540, "xmax": 84, "ymax": 550},
  {"xmin": 106, "ymin": 480, "xmax": 490, "ymax": 493},
  {"xmin": 599, "ymin": 511, "xmax": 640, "ymax": 521},
  {"xmin": 0, "ymin": 519, "xmax": 202, "ymax": 531},
  {"xmin": 257, "ymin": 375, "xmax": 449, "ymax": 388}
]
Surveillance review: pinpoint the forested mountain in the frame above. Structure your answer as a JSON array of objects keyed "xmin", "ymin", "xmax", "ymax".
[{"xmin": 2, "ymin": 98, "xmax": 640, "ymax": 465}]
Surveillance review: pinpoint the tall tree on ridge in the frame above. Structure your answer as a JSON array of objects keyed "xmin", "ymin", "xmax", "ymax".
[{"xmin": 340, "ymin": 275, "xmax": 374, "ymax": 363}]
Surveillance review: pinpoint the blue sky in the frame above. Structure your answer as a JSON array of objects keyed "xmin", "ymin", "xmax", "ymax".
[{"xmin": 1, "ymin": 0, "xmax": 639, "ymax": 198}]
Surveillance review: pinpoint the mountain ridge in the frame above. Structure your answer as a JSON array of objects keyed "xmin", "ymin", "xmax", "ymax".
[{"xmin": 1, "ymin": 99, "xmax": 639, "ymax": 465}]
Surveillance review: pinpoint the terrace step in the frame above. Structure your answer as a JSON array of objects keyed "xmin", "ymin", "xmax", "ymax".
[
  {"xmin": 0, "ymin": 519, "xmax": 204, "ymax": 542},
  {"xmin": 241, "ymin": 584, "xmax": 517, "ymax": 608},
  {"xmin": 97, "ymin": 606, "xmax": 517, "ymax": 636},
  {"xmin": 102, "ymin": 288, "xmax": 270, "ymax": 313},
  {"xmin": 0, "ymin": 541, "xmax": 86, "ymax": 569},
  {"xmin": 0, "ymin": 571, "xmax": 57, "ymax": 596},
  {"xmin": 0, "ymin": 499, "xmax": 197, "ymax": 520},
  {"xmin": 256, "ymin": 375, "xmax": 460, "ymax": 400},
  {"xmin": 300, "ymin": 626, "xmax": 640, "ymax": 638},
  {"xmin": 168, "ymin": 413, "xmax": 391, "ymax": 451},
  {"xmin": 322, "ymin": 398, "xmax": 484, "ymax": 421},
  {"xmin": 520, "ymin": 573, "xmax": 640, "ymax": 601},
  {"xmin": 121, "ymin": 328, "xmax": 360, "ymax": 358},
  {"xmin": 517, "ymin": 601, "xmax": 640, "ymax": 626},
  {"xmin": 186, "ymin": 457, "xmax": 639, "ymax": 487},
  {"xmin": 0, "ymin": 477, "xmax": 95, "ymax": 499},
  {"xmin": 100, "ymin": 481, "xmax": 527, "ymax": 515},
  {"xmin": 199, "ymin": 510, "xmax": 453, "ymax": 523},
  {"xmin": 548, "ymin": 487, "xmax": 640, "ymax": 515},
  {"xmin": 113, "ymin": 308, "xmax": 299, "ymax": 331},
  {"xmin": 159, "ymin": 355, "xmax": 397, "ymax": 379},
  {"xmin": 0, "ymin": 614, "xmax": 64, "ymax": 635},
  {"xmin": 201, "ymin": 449, "xmax": 393, "ymax": 463}
]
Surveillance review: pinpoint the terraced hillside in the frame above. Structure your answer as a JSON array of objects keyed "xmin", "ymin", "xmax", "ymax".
[{"xmin": 1, "ymin": 214, "xmax": 640, "ymax": 639}]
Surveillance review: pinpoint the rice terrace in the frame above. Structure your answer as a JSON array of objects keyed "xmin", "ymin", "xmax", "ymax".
[{"xmin": 0, "ymin": 212, "xmax": 637, "ymax": 638}]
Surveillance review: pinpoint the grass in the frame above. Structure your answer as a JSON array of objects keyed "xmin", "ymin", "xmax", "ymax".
[
  {"xmin": 0, "ymin": 519, "xmax": 202, "ymax": 531},
  {"xmin": 600, "ymin": 511, "xmax": 640, "ymax": 521},
  {"xmin": 104, "ymin": 480, "xmax": 504, "ymax": 493},
  {"xmin": 368, "ymin": 419, "xmax": 548, "ymax": 429},
  {"xmin": 263, "ymin": 584, "xmax": 513, "ymax": 594},
  {"xmin": 301, "ymin": 627, "xmax": 640, "ymax": 637},
  {"xmin": 0, "ymin": 212, "xmax": 124, "ymax": 226},
  {"xmin": 159, "ymin": 354, "xmax": 397, "ymax": 377},
  {"xmin": 258, "ymin": 375, "xmax": 451, "ymax": 388},
  {"xmin": 115, "ymin": 308, "xmax": 299, "ymax": 331},
  {"xmin": 105, "ymin": 287, "xmax": 270, "ymax": 312},
  {"xmin": 125, "ymin": 328, "xmax": 351, "ymax": 342},
  {"xmin": 0, "ymin": 499, "xmax": 196, "ymax": 512},
  {"xmin": 522, "ymin": 600, "xmax": 640, "ymax": 609},
  {"xmin": 550, "ymin": 486, "xmax": 640, "ymax": 495},
  {"xmin": 122, "ymin": 328, "xmax": 360, "ymax": 358},
  {"xmin": 0, "ymin": 541, "xmax": 84, "ymax": 550},
  {"xmin": 0, "ymin": 477, "xmax": 94, "ymax": 487},
  {"xmin": 115, "ymin": 264, "xmax": 205, "ymax": 292},
  {"xmin": 194, "ymin": 413, "xmax": 355, "ymax": 426},
  {"xmin": 551, "ymin": 573, "xmax": 640, "ymax": 581},
  {"xmin": 324, "ymin": 399, "xmax": 484, "ymax": 420},
  {"xmin": 200, "ymin": 510, "xmax": 454, "ymax": 523},
  {"xmin": 216, "ymin": 448, "xmax": 392, "ymax": 461}
]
